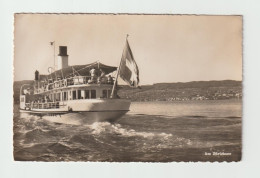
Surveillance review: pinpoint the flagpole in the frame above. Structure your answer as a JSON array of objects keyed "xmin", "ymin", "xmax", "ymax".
[
  {"xmin": 110, "ymin": 34, "xmax": 129, "ymax": 98},
  {"xmin": 49, "ymin": 41, "xmax": 56, "ymax": 80},
  {"xmin": 53, "ymin": 41, "xmax": 55, "ymax": 71}
]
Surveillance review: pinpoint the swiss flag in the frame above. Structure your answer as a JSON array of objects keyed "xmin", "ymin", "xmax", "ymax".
[{"xmin": 119, "ymin": 39, "xmax": 139, "ymax": 87}]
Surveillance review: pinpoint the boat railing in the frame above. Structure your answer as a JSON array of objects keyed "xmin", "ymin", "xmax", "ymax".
[
  {"xmin": 31, "ymin": 101, "xmax": 66, "ymax": 109},
  {"xmin": 35, "ymin": 75, "xmax": 114, "ymax": 94}
]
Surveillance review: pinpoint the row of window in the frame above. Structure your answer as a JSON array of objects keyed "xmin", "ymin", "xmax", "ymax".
[
  {"xmin": 102, "ymin": 89, "xmax": 112, "ymax": 99},
  {"xmin": 47, "ymin": 89, "xmax": 112, "ymax": 102},
  {"xmin": 72, "ymin": 90, "xmax": 96, "ymax": 100}
]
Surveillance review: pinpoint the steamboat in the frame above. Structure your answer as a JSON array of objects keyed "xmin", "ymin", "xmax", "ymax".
[{"xmin": 19, "ymin": 39, "xmax": 139, "ymax": 123}]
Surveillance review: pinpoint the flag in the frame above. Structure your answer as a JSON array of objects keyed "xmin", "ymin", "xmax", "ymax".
[{"xmin": 119, "ymin": 39, "xmax": 139, "ymax": 87}]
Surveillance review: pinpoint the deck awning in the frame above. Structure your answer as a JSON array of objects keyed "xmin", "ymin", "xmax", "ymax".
[{"xmin": 39, "ymin": 62, "xmax": 117, "ymax": 81}]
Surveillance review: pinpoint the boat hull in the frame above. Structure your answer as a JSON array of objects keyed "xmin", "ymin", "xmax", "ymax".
[{"xmin": 20, "ymin": 99, "xmax": 130, "ymax": 124}]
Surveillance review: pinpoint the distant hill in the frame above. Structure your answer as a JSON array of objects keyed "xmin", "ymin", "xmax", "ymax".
[
  {"xmin": 13, "ymin": 80, "xmax": 242, "ymax": 103},
  {"xmin": 153, "ymin": 80, "xmax": 241, "ymax": 89},
  {"xmin": 117, "ymin": 80, "xmax": 242, "ymax": 101}
]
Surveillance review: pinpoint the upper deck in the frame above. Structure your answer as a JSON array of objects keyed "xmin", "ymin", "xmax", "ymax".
[{"xmin": 34, "ymin": 75, "xmax": 115, "ymax": 95}]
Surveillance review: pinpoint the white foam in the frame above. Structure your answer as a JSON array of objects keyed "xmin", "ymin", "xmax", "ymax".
[
  {"xmin": 87, "ymin": 122, "xmax": 173, "ymax": 139},
  {"xmin": 43, "ymin": 115, "xmax": 82, "ymax": 125},
  {"xmin": 88, "ymin": 122, "xmax": 111, "ymax": 134}
]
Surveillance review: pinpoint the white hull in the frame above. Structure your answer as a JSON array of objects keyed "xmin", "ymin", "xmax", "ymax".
[{"xmin": 20, "ymin": 99, "xmax": 130, "ymax": 124}]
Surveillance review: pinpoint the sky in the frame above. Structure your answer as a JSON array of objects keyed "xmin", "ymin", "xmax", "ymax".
[{"xmin": 14, "ymin": 14, "xmax": 242, "ymax": 84}]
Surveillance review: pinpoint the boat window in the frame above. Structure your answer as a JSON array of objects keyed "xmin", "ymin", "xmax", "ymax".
[
  {"xmin": 85, "ymin": 90, "xmax": 90, "ymax": 99},
  {"xmin": 72, "ymin": 90, "xmax": 77, "ymax": 100},
  {"xmin": 91, "ymin": 90, "xmax": 96, "ymax": 99},
  {"xmin": 56, "ymin": 92, "xmax": 61, "ymax": 101},
  {"xmin": 55, "ymin": 93, "xmax": 58, "ymax": 101},
  {"xmin": 63, "ymin": 92, "xmax": 67, "ymax": 101},
  {"xmin": 69, "ymin": 91, "xmax": 72, "ymax": 100},
  {"xmin": 102, "ymin": 90, "xmax": 107, "ymax": 98},
  {"xmin": 108, "ymin": 90, "xmax": 112, "ymax": 98},
  {"xmin": 77, "ymin": 90, "xmax": 82, "ymax": 99}
]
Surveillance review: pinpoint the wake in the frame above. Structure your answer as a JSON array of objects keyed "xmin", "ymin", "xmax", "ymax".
[{"xmin": 87, "ymin": 121, "xmax": 173, "ymax": 139}]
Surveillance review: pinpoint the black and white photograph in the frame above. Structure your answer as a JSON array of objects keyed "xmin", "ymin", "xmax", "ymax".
[{"xmin": 13, "ymin": 14, "xmax": 242, "ymax": 162}]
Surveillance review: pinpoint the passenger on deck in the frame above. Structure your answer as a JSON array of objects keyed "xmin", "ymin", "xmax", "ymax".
[
  {"xmin": 98, "ymin": 69, "xmax": 106, "ymax": 84},
  {"xmin": 46, "ymin": 96, "xmax": 51, "ymax": 102},
  {"xmin": 97, "ymin": 77, "xmax": 101, "ymax": 84},
  {"xmin": 100, "ymin": 69, "xmax": 105, "ymax": 78},
  {"xmin": 88, "ymin": 67, "xmax": 97, "ymax": 84},
  {"xmin": 67, "ymin": 77, "xmax": 74, "ymax": 85},
  {"xmin": 107, "ymin": 75, "xmax": 113, "ymax": 84}
]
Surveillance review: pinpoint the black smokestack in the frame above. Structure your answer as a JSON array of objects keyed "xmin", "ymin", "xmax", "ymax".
[{"xmin": 58, "ymin": 46, "xmax": 68, "ymax": 56}]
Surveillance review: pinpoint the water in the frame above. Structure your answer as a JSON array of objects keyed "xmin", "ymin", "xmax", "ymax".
[{"xmin": 13, "ymin": 100, "xmax": 242, "ymax": 162}]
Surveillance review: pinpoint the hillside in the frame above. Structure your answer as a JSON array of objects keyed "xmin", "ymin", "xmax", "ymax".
[{"xmin": 117, "ymin": 80, "xmax": 242, "ymax": 101}]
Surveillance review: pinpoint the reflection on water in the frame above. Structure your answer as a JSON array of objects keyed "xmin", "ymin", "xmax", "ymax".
[{"xmin": 13, "ymin": 100, "xmax": 242, "ymax": 162}]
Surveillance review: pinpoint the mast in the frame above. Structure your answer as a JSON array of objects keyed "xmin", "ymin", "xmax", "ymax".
[
  {"xmin": 110, "ymin": 35, "xmax": 129, "ymax": 98},
  {"xmin": 52, "ymin": 41, "xmax": 56, "ymax": 71}
]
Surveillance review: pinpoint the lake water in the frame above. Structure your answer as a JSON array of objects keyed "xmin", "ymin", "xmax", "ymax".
[{"xmin": 13, "ymin": 100, "xmax": 242, "ymax": 162}]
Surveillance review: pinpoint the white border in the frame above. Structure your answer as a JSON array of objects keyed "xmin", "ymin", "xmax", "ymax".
[{"xmin": 1, "ymin": 0, "xmax": 260, "ymax": 177}]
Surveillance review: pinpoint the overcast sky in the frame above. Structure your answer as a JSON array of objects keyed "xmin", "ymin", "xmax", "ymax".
[{"xmin": 14, "ymin": 14, "xmax": 242, "ymax": 84}]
